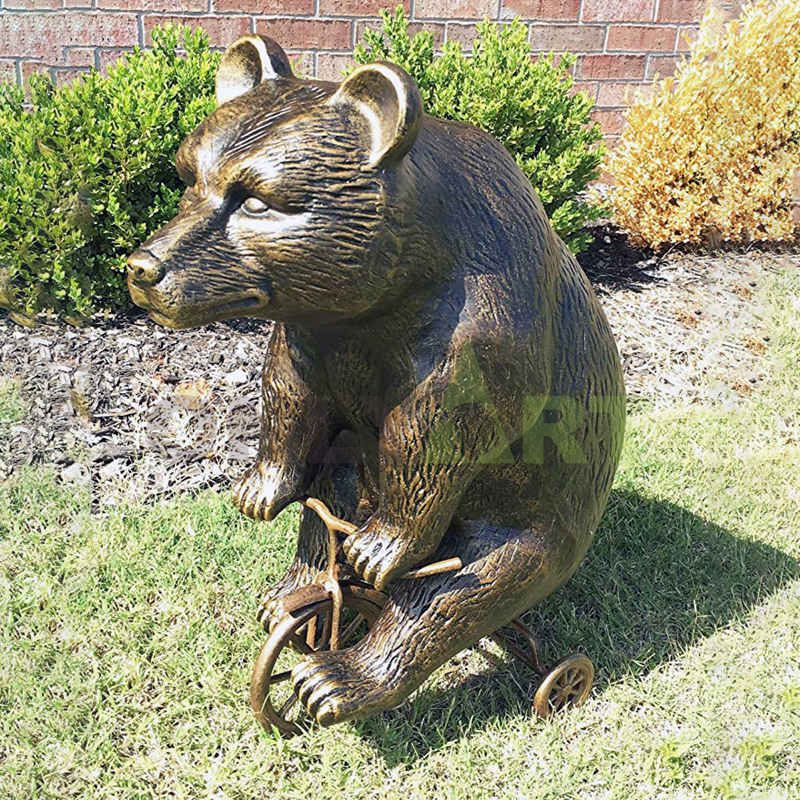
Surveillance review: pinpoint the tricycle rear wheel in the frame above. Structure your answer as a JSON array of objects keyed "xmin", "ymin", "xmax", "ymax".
[{"xmin": 532, "ymin": 653, "xmax": 594, "ymax": 718}]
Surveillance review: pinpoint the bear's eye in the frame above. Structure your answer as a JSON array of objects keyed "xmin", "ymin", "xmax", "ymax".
[{"xmin": 241, "ymin": 196, "xmax": 270, "ymax": 216}]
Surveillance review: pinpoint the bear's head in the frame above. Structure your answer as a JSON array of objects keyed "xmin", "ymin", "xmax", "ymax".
[{"xmin": 127, "ymin": 35, "xmax": 424, "ymax": 329}]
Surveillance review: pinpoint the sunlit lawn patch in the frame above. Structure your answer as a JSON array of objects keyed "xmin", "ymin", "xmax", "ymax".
[{"xmin": 1, "ymin": 268, "xmax": 798, "ymax": 799}]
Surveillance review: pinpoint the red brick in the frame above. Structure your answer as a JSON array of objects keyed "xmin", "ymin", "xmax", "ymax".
[
  {"xmin": 449, "ymin": 20, "xmax": 518, "ymax": 48},
  {"xmin": 215, "ymin": 0, "xmax": 313, "ymax": 14},
  {"xmin": 319, "ymin": 0, "xmax": 410, "ymax": 14},
  {"xmin": 144, "ymin": 16, "xmax": 251, "ymax": 47},
  {"xmin": 316, "ymin": 52, "xmax": 354, "ymax": 81},
  {"xmin": 591, "ymin": 108, "xmax": 626, "ymax": 135},
  {"xmin": 582, "ymin": 0, "xmax": 654, "ymax": 22},
  {"xmin": 0, "ymin": 59, "xmax": 17, "ymax": 84},
  {"xmin": 98, "ymin": 48, "xmax": 132, "ymax": 73},
  {"xmin": 596, "ymin": 80, "xmax": 652, "ymax": 106},
  {"xmin": 0, "ymin": 13, "xmax": 139, "ymax": 59},
  {"xmin": 501, "ymin": 0, "xmax": 580, "ymax": 19},
  {"xmin": 62, "ymin": 47, "xmax": 96, "ymax": 66},
  {"xmin": 445, "ymin": 23, "xmax": 479, "ymax": 47},
  {"xmin": 645, "ymin": 53, "xmax": 681, "ymax": 78},
  {"xmin": 54, "ymin": 67, "xmax": 91, "ymax": 86},
  {"xmin": 571, "ymin": 80, "xmax": 597, "ymax": 100},
  {"xmin": 255, "ymin": 18, "xmax": 352, "ymax": 49},
  {"xmin": 21, "ymin": 61, "xmax": 52, "ymax": 85},
  {"xmin": 6, "ymin": 0, "xmax": 60, "ymax": 8},
  {"xmin": 607, "ymin": 24, "xmax": 677, "ymax": 51},
  {"xmin": 99, "ymin": 0, "xmax": 206, "ymax": 10},
  {"xmin": 530, "ymin": 24, "xmax": 605, "ymax": 52},
  {"xmin": 356, "ymin": 19, "xmax": 445, "ymax": 48},
  {"xmin": 657, "ymin": 0, "xmax": 706, "ymax": 23},
  {"xmin": 64, "ymin": 0, "xmax": 93, "ymax": 7},
  {"xmin": 577, "ymin": 54, "xmax": 646, "ymax": 79},
  {"xmin": 416, "ymin": 0, "xmax": 499, "ymax": 20}
]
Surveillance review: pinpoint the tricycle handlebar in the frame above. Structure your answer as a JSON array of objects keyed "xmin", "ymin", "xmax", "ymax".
[{"xmin": 303, "ymin": 497, "xmax": 463, "ymax": 581}]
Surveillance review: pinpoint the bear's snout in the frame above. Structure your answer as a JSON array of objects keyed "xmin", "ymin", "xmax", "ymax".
[{"xmin": 127, "ymin": 249, "xmax": 165, "ymax": 288}]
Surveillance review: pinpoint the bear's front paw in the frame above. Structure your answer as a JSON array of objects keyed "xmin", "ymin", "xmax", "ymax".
[
  {"xmin": 341, "ymin": 518, "xmax": 428, "ymax": 591},
  {"xmin": 232, "ymin": 461, "xmax": 299, "ymax": 521}
]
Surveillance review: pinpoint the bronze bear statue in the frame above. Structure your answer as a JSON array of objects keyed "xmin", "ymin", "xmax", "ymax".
[{"xmin": 128, "ymin": 35, "xmax": 625, "ymax": 727}]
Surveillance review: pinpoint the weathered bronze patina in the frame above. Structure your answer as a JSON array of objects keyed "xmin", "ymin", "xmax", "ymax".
[{"xmin": 127, "ymin": 35, "xmax": 625, "ymax": 730}]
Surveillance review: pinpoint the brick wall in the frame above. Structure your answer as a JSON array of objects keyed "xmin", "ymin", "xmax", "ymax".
[{"xmin": 0, "ymin": 0, "xmax": 712, "ymax": 141}]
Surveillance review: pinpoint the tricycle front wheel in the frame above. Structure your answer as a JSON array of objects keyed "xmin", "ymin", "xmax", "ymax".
[{"xmin": 250, "ymin": 585, "xmax": 385, "ymax": 736}]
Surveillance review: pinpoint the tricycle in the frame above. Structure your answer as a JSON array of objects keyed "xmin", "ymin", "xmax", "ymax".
[{"xmin": 250, "ymin": 498, "xmax": 595, "ymax": 736}]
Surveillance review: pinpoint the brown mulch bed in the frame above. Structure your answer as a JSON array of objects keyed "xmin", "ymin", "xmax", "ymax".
[
  {"xmin": 0, "ymin": 316, "xmax": 272, "ymax": 505},
  {"xmin": 578, "ymin": 229, "xmax": 799, "ymax": 407},
  {"xmin": 2, "ymin": 228, "xmax": 798, "ymax": 504}
]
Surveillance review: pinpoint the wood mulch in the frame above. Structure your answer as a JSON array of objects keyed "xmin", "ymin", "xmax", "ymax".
[
  {"xmin": 578, "ymin": 226, "xmax": 798, "ymax": 408},
  {"xmin": 0, "ymin": 315, "xmax": 271, "ymax": 505},
  {"xmin": 1, "ymin": 227, "xmax": 797, "ymax": 504}
]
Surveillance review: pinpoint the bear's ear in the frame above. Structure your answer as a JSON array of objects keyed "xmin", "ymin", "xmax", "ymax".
[
  {"xmin": 330, "ymin": 62, "xmax": 423, "ymax": 168},
  {"xmin": 215, "ymin": 35, "xmax": 294, "ymax": 106}
]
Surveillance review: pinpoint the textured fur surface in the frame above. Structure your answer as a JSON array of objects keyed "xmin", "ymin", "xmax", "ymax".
[{"xmin": 128, "ymin": 36, "xmax": 625, "ymax": 727}]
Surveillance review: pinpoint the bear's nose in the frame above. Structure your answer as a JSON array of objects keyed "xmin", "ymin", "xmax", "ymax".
[{"xmin": 127, "ymin": 250, "xmax": 165, "ymax": 287}]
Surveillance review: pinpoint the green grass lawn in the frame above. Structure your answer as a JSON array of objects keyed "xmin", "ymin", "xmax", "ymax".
[{"xmin": 2, "ymin": 269, "xmax": 798, "ymax": 800}]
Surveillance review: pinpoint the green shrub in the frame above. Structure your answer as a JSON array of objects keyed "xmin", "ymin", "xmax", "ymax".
[
  {"xmin": 354, "ymin": 8, "xmax": 605, "ymax": 252},
  {"xmin": 0, "ymin": 26, "xmax": 219, "ymax": 322}
]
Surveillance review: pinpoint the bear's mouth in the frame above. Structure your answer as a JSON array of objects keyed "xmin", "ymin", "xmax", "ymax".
[{"xmin": 145, "ymin": 290, "xmax": 271, "ymax": 329}]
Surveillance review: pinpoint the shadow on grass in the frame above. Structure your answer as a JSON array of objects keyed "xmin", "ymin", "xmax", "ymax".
[{"xmin": 355, "ymin": 489, "xmax": 799, "ymax": 764}]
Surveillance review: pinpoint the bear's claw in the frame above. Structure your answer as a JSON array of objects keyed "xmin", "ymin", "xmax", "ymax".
[
  {"xmin": 233, "ymin": 461, "xmax": 299, "ymax": 522},
  {"xmin": 292, "ymin": 649, "xmax": 393, "ymax": 726},
  {"xmin": 341, "ymin": 519, "xmax": 425, "ymax": 590}
]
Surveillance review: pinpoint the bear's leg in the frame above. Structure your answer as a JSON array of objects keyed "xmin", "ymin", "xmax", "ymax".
[
  {"xmin": 233, "ymin": 323, "xmax": 332, "ymax": 523},
  {"xmin": 292, "ymin": 517, "xmax": 579, "ymax": 725},
  {"xmin": 258, "ymin": 457, "xmax": 365, "ymax": 629}
]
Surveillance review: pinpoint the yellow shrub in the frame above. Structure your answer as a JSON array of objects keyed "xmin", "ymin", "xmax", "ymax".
[{"xmin": 609, "ymin": 0, "xmax": 800, "ymax": 249}]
